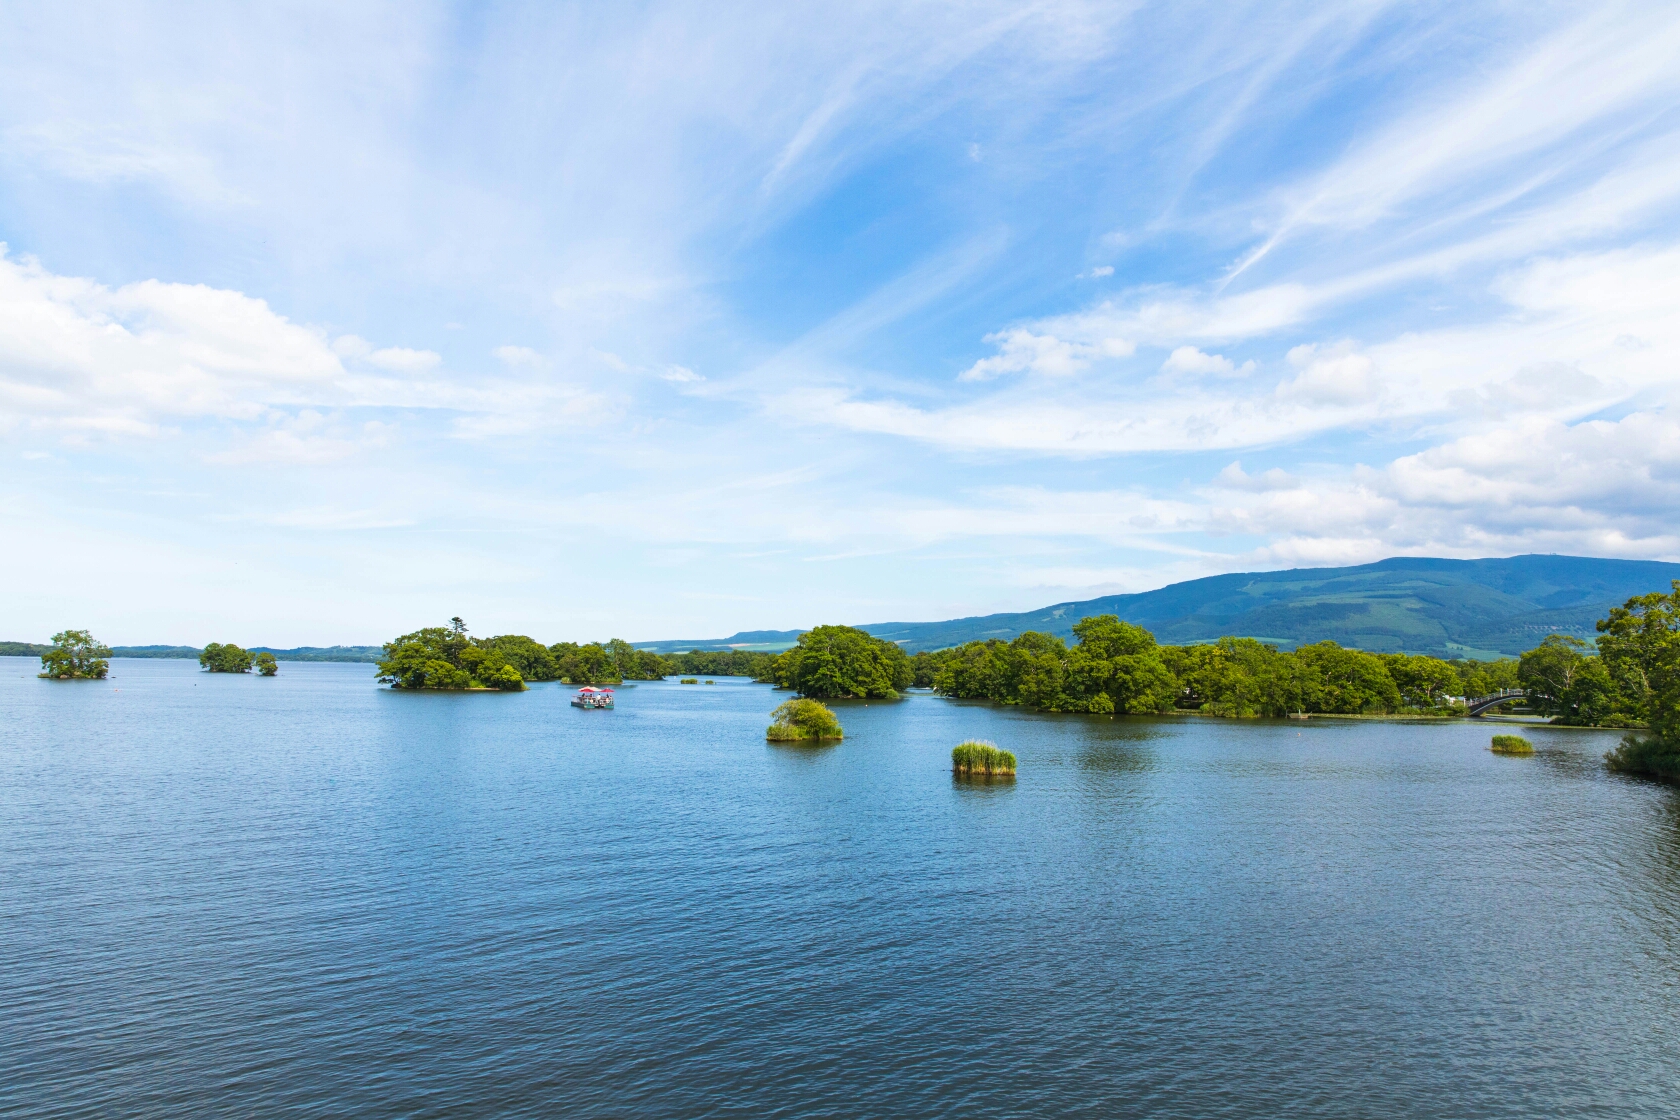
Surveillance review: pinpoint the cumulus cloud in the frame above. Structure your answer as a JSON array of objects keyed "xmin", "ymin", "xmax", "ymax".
[
  {"xmin": 1207, "ymin": 410, "xmax": 1680, "ymax": 563},
  {"xmin": 958, "ymin": 328, "xmax": 1133, "ymax": 381},
  {"xmin": 0, "ymin": 246, "xmax": 342, "ymax": 432},
  {"xmin": 1162, "ymin": 345, "xmax": 1253, "ymax": 377}
]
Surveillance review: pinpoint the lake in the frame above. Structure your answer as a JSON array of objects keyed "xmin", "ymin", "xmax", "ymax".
[{"xmin": 3, "ymin": 656, "xmax": 1677, "ymax": 1118}]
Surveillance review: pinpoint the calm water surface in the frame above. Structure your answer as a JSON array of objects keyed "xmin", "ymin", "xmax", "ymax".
[{"xmin": 3, "ymin": 657, "xmax": 1678, "ymax": 1118}]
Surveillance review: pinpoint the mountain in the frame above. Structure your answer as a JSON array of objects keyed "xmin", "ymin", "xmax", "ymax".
[{"xmin": 635, "ymin": 555, "xmax": 1680, "ymax": 659}]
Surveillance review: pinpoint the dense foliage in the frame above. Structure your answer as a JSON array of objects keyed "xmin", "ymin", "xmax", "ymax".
[
  {"xmin": 377, "ymin": 618, "xmax": 526, "ymax": 691},
  {"xmin": 38, "ymin": 630, "xmax": 110, "ymax": 680},
  {"xmin": 477, "ymin": 634, "xmax": 670, "ymax": 685},
  {"xmin": 664, "ymin": 649, "xmax": 779, "ymax": 679},
  {"xmin": 916, "ymin": 616, "xmax": 1503, "ymax": 717},
  {"xmin": 952, "ymin": 740, "xmax": 1016, "ymax": 776},
  {"xmin": 768, "ymin": 625, "xmax": 913, "ymax": 699},
  {"xmin": 200, "ymin": 642, "xmax": 254, "ymax": 673},
  {"xmin": 765, "ymin": 698, "xmax": 844, "ymax": 741},
  {"xmin": 1601, "ymin": 582, "xmax": 1680, "ymax": 782},
  {"xmin": 255, "ymin": 652, "xmax": 278, "ymax": 676}
]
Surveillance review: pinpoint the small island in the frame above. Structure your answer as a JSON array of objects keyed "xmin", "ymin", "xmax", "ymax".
[
  {"xmin": 766, "ymin": 699, "xmax": 844, "ymax": 742},
  {"xmin": 952, "ymin": 740, "xmax": 1016, "ymax": 777},
  {"xmin": 38, "ymin": 630, "xmax": 110, "ymax": 680},
  {"xmin": 377, "ymin": 618, "xmax": 526, "ymax": 691},
  {"xmin": 1490, "ymin": 734, "xmax": 1533, "ymax": 756},
  {"xmin": 201, "ymin": 642, "xmax": 254, "ymax": 673},
  {"xmin": 255, "ymin": 652, "xmax": 278, "ymax": 676}
]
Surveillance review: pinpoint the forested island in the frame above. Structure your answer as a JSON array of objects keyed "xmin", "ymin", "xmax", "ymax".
[{"xmin": 35, "ymin": 630, "xmax": 110, "ymax": 680}]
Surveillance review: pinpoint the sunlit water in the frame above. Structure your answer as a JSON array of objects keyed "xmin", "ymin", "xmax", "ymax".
[{"xmin": 3, "ymin": 656, "xmax": 1678, "ymax": 1118}]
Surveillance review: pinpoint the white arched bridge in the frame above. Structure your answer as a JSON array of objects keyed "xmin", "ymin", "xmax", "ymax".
[{"xmin": 1465, "ymin": 688, "xmax": 1527, "ymax": 717}]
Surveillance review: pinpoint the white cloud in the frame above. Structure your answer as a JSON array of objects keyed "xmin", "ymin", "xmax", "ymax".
[
  {"xmin": 1276, "ymin": 342, "xmax": 1374, "ymax": 405},
  {"xmin": 661, "ymin": 365, "xmax": 703, "ymax": 383},
  {"xmin": 493, "ymin": 345, "xmax": 542, "ymax": 367},
  {"xmin": 208, "ymin": 413, "xmax": 395, "ymax": 466},
  {"xmin": 1162, "ymin": 345, "xmax": 1251, "ymax": 377},
  {"xmin": 958, "ymin": 328, "xmax": 1133, "ymax": 381},
  {"xmin": 367, "ymin": 346, "xmax": 441, "ymax": 372},
  {"xmin": 1080, "ymin": 265, "xmax": 1113, "ymax": 279},
  {"xmin": 0, "ymin": 246, "xmax": 342, "ymax": 432}
]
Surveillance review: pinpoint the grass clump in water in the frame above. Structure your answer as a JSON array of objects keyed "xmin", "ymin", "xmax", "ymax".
[
  {"xmin": 1490, "ymin": 734, "xmax": 1534, "ymax": 755},
  {"xmin": 953, "ymin": 739, "xmax": 1016, "ymax": 776},
  {"xmin": 679, "ymin": 677, "xmax": 699, "ymax": 684},
  {"xmin": 765, "ymin": 698, "xmax": 843, "ymax": 742}
]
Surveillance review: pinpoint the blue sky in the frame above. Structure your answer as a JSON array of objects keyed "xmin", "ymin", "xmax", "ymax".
[{"xmin": 3, "ymin": 1, "xmax": 1678, "ymax": 645}]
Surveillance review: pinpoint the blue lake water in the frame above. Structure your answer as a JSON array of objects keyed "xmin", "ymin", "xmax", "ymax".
[{"xmin": 3, "ymin": 656, "xmax": 1678, "ymax": 1118}]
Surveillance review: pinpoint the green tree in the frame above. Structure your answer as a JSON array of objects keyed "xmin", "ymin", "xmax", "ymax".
[
  {"xmin": 931, "ymin": 640, "xmax": 1008, "ymax": 699},
  {"xmin": 664, "ymin": 649, "xmax": 780, "ymax": 679},
  {"xmin": 254, "ymin": 652, "xmax": 279, "ymax": 676},
  {"xmin": 1062, "ymin": 615, "xmax": 1177, "ymax": 714},
  {"xmin": 550, "ymin": 641, "xmax": 620, "ymax": 685},
  {"xmin": 605, "ymin": 639, "xmax": 670, "ymax": 680},
  {"xmin": 1596, "ymin": 584, "xmax": 1680, "ymax": 725},
  {"xmin": 378, "ymin": 619, "xmax": 525, "ymax": 691},
  {"xmin": 1600, "ymin": 583, "xmax": 1680, "ymax": 780},
  {"xmin": 38, "ymin": 629, "xmax": 110, "ymax": 680},
  {"xmin": 1519, "ymin": 635, "xmax": 1618, "ymax": 724},
  {"xmin": 1381, "ymin": 653, "xmax": 1461, "ymax": 710},
  {"xmin": 765, "ymin": 698, "xmax": 844, "ymax": 741},
  {"xmin": 773, "ymin": 625, "xmax": 913, "ymax": 699},
  {"xmin": 1294, "ymin": 642, "xmax": 1399, "ymax": 714},
  {"xmin": 200, "ymin": 642, "xmax": 255, "ymax": 673},
  {"xmin": 481, "ymin": 635, "xmax": 560, "ymax": 681},
  {"xmin": 1453, "ymin": 657, "xmax": 1520, "ymax": 699}
]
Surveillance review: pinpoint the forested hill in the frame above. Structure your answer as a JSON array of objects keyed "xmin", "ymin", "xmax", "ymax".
[{"xmin": 638, "ymin": 555, "xmax": 1680, "ymax": 659}]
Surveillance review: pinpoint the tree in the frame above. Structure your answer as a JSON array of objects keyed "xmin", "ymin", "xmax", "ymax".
[
  {"xmin": 1382, "ymin": 653, "xmax": 1461, "ymax": 709},
  {"xmin": 1293, "ymin": 642, "xmax": 1399, "ymax": 714},
  {"xmin": 481, "ymin": 635, "xmax": 560, "ymax": 681},
  {"xmin": 377, "ymin": 619, "xmax": 525, "ymax": 690},
  {"xmin": 38, "ymin": 629, "xmax": 110, "ymax": 680},
  {"xmin": 765, "ymin": 698, "xmax": 844, "ymax": 741},
  {"xmin": 1601, "ymin": 582, "xmax": 1680, "ymax": 781},
  {"xmin": 550, "ymin": 641, "xmax": 620, "ymax": 685},
  {"xmin": 773, "ymin": 625, "xmax": 913, "ymax": 699},
  {"xmin": 200, "ymin": 642, "xmax": 255, "ymax": 673},
  {"xmin": 1596, "ymin": 584, "xmax": 1680, "ymax": 725},
  {"xmin": 1519, "ymin": 635, "xmax": 1619, "ymax": 724},
  {"xmin": 254, "ymin": 652, "xmax": 279, "ymax": 676},
  {"xmin": 1062, "ymin": 615, "xmax": 1177, "ymax": 714}
]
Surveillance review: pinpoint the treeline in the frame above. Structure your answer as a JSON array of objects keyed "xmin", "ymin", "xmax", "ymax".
[
  {"xmin": 907, "ymin": 616, "xmax": 1522, "ymax": 716},
  {"xmin": 896, "ymin": 584, "xmax": 1680, "ymax": 776},
  {"xmin": 911, "ymin": 615, "xmax": 1667, "ymax": 725},
  {"xmin": 380, "ymin": 621, "xmax": 774, "ymax": 688},
  {"xmin": 478, "ymin": 636, "xmax": 779, "ymax": 685}
]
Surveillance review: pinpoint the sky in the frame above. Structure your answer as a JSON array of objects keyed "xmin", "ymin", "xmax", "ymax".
[{"xmin": 2, "ymin": 0, "xmax": 1678, "ymax": 646}]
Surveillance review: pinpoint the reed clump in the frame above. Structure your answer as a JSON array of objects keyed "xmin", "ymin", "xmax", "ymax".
[
  {"xmin": 1490, "ymin": 734, "xmax": 1534, "ymax": 755},
  {"xmin": 679, "ymin": 677, "xmax": 699, "ymax": 684},
  {"xmin": 953, "ymin": 739, "xmax": 1016, "ymax": 776},
  {"xmin": 765, "ymin": 698, "xmax": 844, "ymax": 742}
]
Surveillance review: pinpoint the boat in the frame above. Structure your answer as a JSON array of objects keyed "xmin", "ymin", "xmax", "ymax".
[{"xmin": 571, "ymin": 686, "xmax": 614, "ymax": 709}]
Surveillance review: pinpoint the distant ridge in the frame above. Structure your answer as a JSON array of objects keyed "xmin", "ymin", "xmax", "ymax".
[{"xmin": 634, "ymin": 554, "xmax": 1680, "ymax": 659}]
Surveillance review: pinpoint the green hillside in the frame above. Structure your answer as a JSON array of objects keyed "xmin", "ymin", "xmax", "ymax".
[{"xmin": 638, "ymin": 555, "xmax": 1680, "ymax": 659}]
